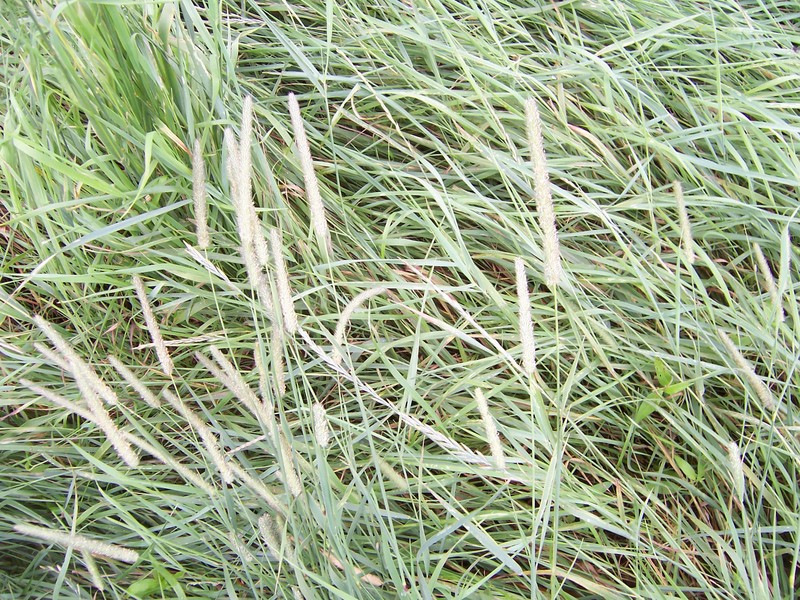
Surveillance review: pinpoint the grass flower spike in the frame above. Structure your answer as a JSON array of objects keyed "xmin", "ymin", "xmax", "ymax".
[
  {"xmin": 475, "ymin": 388, "xmax": 506, "ymax": 470},
  {"xmin": 278, "ymin": 431, "xmax": 303, "ymax": 497},
  {"xmin": 225, "ymin": 125, "xmax": 273, "ymax": 314},
  {"xmin": 108, "ymin": 355, "xmax": 160, "ymax": 408},
  {"xmin": 270, "ymin": 228, "xmax": 298, "ymax": 334},
  {"xmin": 718, "ymin": 330, "xmax": 775, "ymax": 411},
  {"xmin": 239, "ymin": 96, "xmax": 270, "ymax": 268},
  {"xmin": 378, "ymin": 458, "xmax": 409, "ymax": 491},
  {"xmin": 312, "ymin": 402, "xmax": 330, "ymax": 448},
  {"xmin": 14, "ymin": 523, "xmax": 139, "ymax": 563},
  {"xmin": 83, "ymin": 551, "xmax": 105, "ymax": 590},
  {"xmin": 726, "ymin": 441, "xmax": 745, "ymax": 504},
  {"xmin": 753, "ymin": 242, "xmax": 784, "ymax": 322},
  {"xmin": 162, "ymin": 389, "xmax": 233, "ymax": 484},
  {"xmin": 192, "ymin": 139, "xmax": 209, "ymax": 250},
  {"xmin": 525, "ymin": 97, "xmax": 562, "ymax": 288},
  {"xmin": 288, "ymin": 92, "xmax": 331, "ymax": 255}
]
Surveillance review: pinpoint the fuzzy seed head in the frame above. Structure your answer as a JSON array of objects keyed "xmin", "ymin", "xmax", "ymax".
[
  {"xmin": 108, "ymin": 356, "xmax": 160, "ymax": 408},
  {"xmin": 312, "ymin": 402, "xmax": 330, "ymax": 448},
  {"xmin": 270, "ymin": 228, "xmax": 298, "ymax": 334},
  {"xmin": 288, "ymin": 92, "xmax": 332, "ymax": 255},
  {"xmin": 192, "ymin": 139, "xmax": 210, "ymax": 250},
  {"xmin": 378, "ymin": 458, "xmax": 408, "ymax": 491},
  {"xmin": 475, "ymin": 388, "xmax": 506, "ymax": 470},
  {"xmin": 753, "ymin": 243, "xmax": 784, "ymax": 322},
  {"xmin": 726, "ymin": 441, "xmax": 745, "ymax": 504},
  {"xmin": 718, "ymin": 330, "xmax": 775, "ymax": 411},
  {"xmin": 271, "ymin": 327, "xmax": 287, "ymax": 396},
  {"xmin": 279, "ymin": 431, "xmax": 303, "ymax": 497},
  {"xmin": 14, "ymin": 524, "xmax": 140, "ymax": 563},
  {"xmin": 258, "ymin": 514, "xmax": 282, "ymax": 558},
  {"xmin": 524, "ymin": 98, "xmax": 562, "ymax": 288},
  {"xmin": 82, "ymin": 551, "xmax": 105, "ymax": 591}
]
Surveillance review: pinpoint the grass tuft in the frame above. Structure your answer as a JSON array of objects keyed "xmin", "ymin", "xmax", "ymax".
[{"xmin": 2, "ymin": 0, "xmax": 799, "ymax": 598}]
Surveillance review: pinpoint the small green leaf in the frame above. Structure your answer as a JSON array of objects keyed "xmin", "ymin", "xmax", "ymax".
[
  {"xmin": 654, "ymin": 358, "xmax": 673, "ymax": 387},
  {"xmin": 127, "ymin": 578, "xmax": 162, "ymax": 597},
  {"xmin": 126, "ymin": 568, "xmax": 183, "ymax": 598},
  {"xmin": 634, "ymin": 392, "xmax": 661, "ymax": 424},
  {"xmin": 663, "ymin": 380, "xmax": 693, "ymax": 396},
  {"xmin": 674, "ymin": 455, "xmax": 697, "ymax": 481}
]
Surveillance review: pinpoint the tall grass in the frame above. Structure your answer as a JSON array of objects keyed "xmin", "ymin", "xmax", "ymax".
[{"xmin": 1, "ymin": 0, "xmax": 799, "ymax": 598}]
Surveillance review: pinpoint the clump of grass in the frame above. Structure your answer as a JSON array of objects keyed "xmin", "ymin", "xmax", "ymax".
[{"xmin": 2, "ymin": 1, "xmax": 799, "ymax": 599}]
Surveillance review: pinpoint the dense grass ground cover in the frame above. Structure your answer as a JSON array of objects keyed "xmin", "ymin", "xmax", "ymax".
[{"xmin": 1, "ymin": 0, "xmax": 799, "ymax": 598}]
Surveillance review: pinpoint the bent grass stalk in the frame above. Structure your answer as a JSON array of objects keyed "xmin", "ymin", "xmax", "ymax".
[
  {"xmin": 161, "ymin": 389, "xmax": 233, "ymax": 484},
  {"xmin": 132, "ymin": 276, "xmax": 174, "ymax": 377},
  {"xmin": 333, "ymin": 287, "xmax": 387, "ymax": 365},
  {"xmin": 674, "ymin": 181, "xmax": 695, "ymax": 264},
  {"xmin": 515, "ymin": 258, "xmax": 536, "ymax": 376}
]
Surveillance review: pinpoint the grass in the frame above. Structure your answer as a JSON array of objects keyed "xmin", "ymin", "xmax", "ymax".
[{"xmin": 1, "ymin": 0, "xmax": 799, "ymax": 598}]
